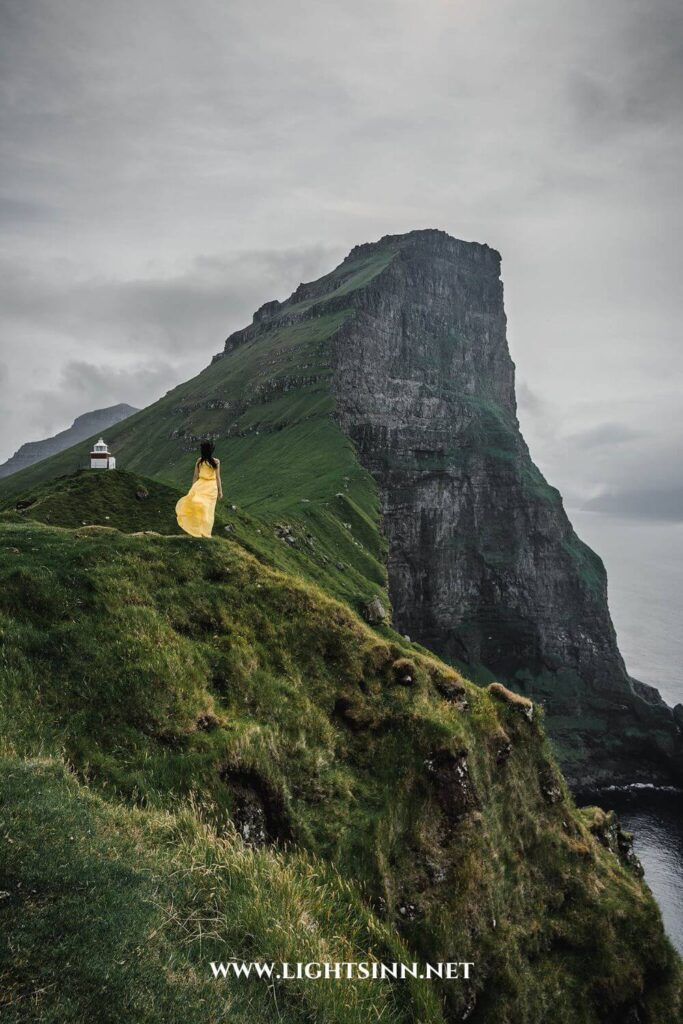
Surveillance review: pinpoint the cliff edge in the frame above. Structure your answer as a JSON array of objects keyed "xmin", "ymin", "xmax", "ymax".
[{"xmin": 327, "ymin": 230, "xmax": 682, "ymax": 786}]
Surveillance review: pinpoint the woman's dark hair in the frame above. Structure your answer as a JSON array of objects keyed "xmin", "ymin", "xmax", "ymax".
[{"xmin": 199, "ymin": 440, "xmax": 217, "ymax": 468}]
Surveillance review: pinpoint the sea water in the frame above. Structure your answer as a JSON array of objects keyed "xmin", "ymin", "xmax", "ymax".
[{"xmin": 571, "ymin": 510, "xmax": 683, "ymax": 955}]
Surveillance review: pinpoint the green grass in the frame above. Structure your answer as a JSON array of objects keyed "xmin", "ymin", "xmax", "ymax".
[
  {"xmin": 0, "ymin": 519, "xmax": 680, "ymax": 1023},
  {"xmin": 1, "ymin": 757, "xmax": 436, "ymax": 1024},
  {"xmin": 0, "ymin": 455, "xmax": 387, "ymax": 619},
  {"xmin": 0, "ymin": 470, "xmax": 185, "ymax": 534},
  {"xmin": 560, "ymin": 531, "xmax": 607, "ymax": 597}
]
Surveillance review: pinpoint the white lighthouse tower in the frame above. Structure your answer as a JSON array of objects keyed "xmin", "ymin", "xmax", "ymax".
[{"xmin": 90, "ymin": 438, "xmax": 116, "ymax": 470}]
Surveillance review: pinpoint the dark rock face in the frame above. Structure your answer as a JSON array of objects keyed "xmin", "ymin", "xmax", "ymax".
[
  {"xmin": 330, "ymin": 230, "xmax": 682, "ymax": 787},
  {"xmin": 424, "ymin": 749, "xmax": 478, "ymax": 825},
  {"xmin": 0, "ymin": 404, "xmax": 138, "ymax": 479},
  {"xmin": 587, "ymin": 807, "xmax": 644, "ymax": 876},
  {"xmin": 221, "ymin": 768, "xmax": 291, "ymax": 846}
]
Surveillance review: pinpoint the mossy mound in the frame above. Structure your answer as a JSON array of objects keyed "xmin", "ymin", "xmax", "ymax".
[{"xmin": 0, "ymin": 469, "xmax": 185, "ymax": 534}]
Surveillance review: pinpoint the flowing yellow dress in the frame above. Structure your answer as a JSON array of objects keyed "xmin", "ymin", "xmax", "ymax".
[{"xmin": 176, "ymin": 460, "xmax": 218, "ymax": 537}]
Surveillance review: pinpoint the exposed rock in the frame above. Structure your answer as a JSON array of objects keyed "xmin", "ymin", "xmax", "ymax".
[
  {"xmin": 488, "ymin": 682, "xmax": 534, "ymax": 722},
  {"xmin": 396, "ymin": 899, "xmax": 421, "ymax": 921},
  {"xmin": 275, "ymin": 523, "xmax": 297, "ymax": 544},
  {"xmin": 586, "ymin": 806, "xmax": 644, "ymax": 876},
  {"xmin": 674, "ymin": 704, "xmax": 683, "ymax": 731},
  {"xmin": 221, "ymin": 767, "xmax": 291, "ymax": 846},
  {"xmin": 391, "ymin": 657, "xmax": 416, "ymax": 685},
  {"xmin": 492, "ymin": 729, "xmax": 513, "ymax": 766},
  {"xmin": 425, "ymin": 857, "xmax": 447, "ymax": 884},
  {"xmin": 6, "ymin": 229, "xmax": 681, "ymax": 790},
  {"xmin": 363, "ymin": 596, "xmax": 388, "ymax": 624},
  {"xmin": 424, "ymin": 749, "xmax": 477, "ymax": 824},
  {"xmin": 252, "ymin": 298, "xmax": 281, "ymax": 323},
  {"xmin": 196, "ymin": 713, "xmax": 220, "ymax": 732},
  {"xmin": 135, "ymin": 487, "xmax": 149, "ymax": 501},
  {"xmin": 435, "ymin": 674, "xmax": 470, "ymax": 711},
  {"xmin": 232, "ymin": 793, "xmax": 269, "ymax": 845},
  {"xmin": 327, "ymin": 229, "xmax": 682, "ymax": 788},
  {"xmin": 539, "ymin": 766, "xmax": 563, "ymax": 804}
]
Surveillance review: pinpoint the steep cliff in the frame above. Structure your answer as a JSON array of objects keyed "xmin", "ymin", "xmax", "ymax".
[
  {"xmin": 0, "ymin": 403, "xmax": 138, "ymax": 479},
  {"xmin": 205, "ymin": 227, "xmax": 682, "ymax": 787},
  {"xmin": 0, "ymin": 230, "xmax": 680, "ymax": 788},
  {"xmin": 326, "ymin": 230, "xmax": 683, "ymax": 786}
]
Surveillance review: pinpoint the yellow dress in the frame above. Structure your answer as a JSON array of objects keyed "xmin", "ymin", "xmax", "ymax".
[{"xmin": 176, "ymin": 460, "xmax": 219, "ymax": 538}]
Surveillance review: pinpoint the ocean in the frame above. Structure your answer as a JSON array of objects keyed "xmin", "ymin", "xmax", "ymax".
[{"xmin": 570, "ymin": 510, "xmax": 683, "ymax": 955}]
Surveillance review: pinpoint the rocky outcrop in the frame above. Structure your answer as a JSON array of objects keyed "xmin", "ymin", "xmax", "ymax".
[
  {"xmin": 0, "ymin": 403, "xmax": 137, "ymax": 479},
  {"xmin": 585, "ymin": 806, "xmax": 644, "ymax": 876},
  {"xmin": 327, "ymin": 230, "xmax": 683, "ymax": 787}
]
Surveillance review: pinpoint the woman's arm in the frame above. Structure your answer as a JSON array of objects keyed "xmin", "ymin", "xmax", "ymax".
[
  {"xmin": 216, "ymin": 460, "xmax": 223, "ymax": 499},
  {"xmin": 192, "ymin": 460, "xmax": 199, "ymax": 484}
]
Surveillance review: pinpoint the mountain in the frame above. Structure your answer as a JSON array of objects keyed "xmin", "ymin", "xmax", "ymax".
[
  {"xmin": 0, "ymin": 403, "xmax": 138, "ymax": 479},
  {"xmin": 0, "ymin": 229, "xmax": 680, "ymax": 789},
  {"xmin": 1, "ymin": 230, "xmax": 682, "ymax": 1020}
]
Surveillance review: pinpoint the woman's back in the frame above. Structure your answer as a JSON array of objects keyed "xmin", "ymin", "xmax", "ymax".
[{"xmin": 176, "ymin": 447, "xmax": 222, "ymax": 538}]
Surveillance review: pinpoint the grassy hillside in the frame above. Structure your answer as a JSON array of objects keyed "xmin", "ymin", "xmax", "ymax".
[
  {"xmin": 0, "ymin": 244, "xmax": 398, "ymax": 617},
  {"xmin": 0, "ymin": 463, "xmax": 387, "ymax": 618},
  {"xmin": 0, "ymin": 245, "xmax": 397, "ymax": 504},
  {"xmin": 1, "ymin": 517, "xmax": 680, "ymax": 1023},
  {"xmin": 2, "ymin": 758, "xmax": 435, "ymax": 1024}
]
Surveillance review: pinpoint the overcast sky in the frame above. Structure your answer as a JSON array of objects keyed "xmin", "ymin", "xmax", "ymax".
[{"xmin": 1, "ymin": 0, "xmax": 681, "ymax": 517}]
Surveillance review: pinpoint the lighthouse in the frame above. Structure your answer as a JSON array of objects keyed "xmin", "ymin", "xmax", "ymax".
[{"xmin": 90, "ymin": 438, "xmax": 116, "ymax": 470}]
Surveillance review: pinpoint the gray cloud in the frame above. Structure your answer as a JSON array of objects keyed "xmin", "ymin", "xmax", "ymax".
[
  {"xmin": 0, "ymin": 196, "xmax": 51, "ymax": 226},
  {"xmin": 584, "ymin": 487, "xmax": 683, "ymax": 522},
  {"xmin": 0, "ymin": 244, "xmax": 340, "ymax": 453},
  {"xmin": 516, "ymin": 381, "xmax": 547, "ymax": 419},
  {"xmin": 26, "ymin": 359, "xmax": 177, "ymax": 428},
  {"xmin": 570, "ymin": 423, "xmax": 643, "ymax": 450},
  {"xmin": 0, "ymin": 0, "xmax": 681, "ymax": 522},
  {"xmin": 0, "ymin": 244, "xmax": 339, "ymax": 356}
]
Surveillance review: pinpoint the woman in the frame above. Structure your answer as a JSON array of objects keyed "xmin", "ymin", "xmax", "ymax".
[{"xmin": 176, "ymin": 440, "xmax": 223, "ymax": 538}]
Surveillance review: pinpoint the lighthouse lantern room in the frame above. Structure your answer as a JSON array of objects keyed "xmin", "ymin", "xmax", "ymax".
[{"xmin": 90, "ymin": 438, "xmax": 116, "ymax": 470}]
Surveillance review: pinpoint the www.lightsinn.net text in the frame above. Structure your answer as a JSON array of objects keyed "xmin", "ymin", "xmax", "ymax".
[{"xmin": 210, "ymin": 961, "xmax": 474, "ymax": 981}]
